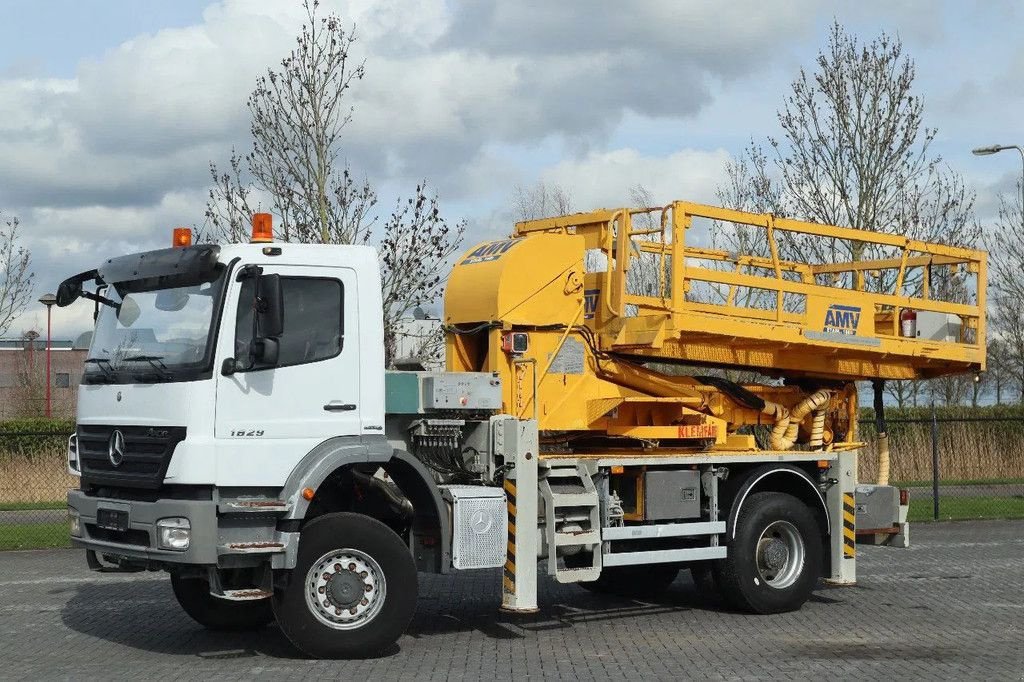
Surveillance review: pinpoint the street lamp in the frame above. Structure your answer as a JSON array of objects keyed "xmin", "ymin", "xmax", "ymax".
[
  {"xmin": 38, "ymin": 293, "xmax": 56, "ymax": 418},
  {"xmin": 972, "ymin": 144, "xmax": 1024, "ymax": 225}
]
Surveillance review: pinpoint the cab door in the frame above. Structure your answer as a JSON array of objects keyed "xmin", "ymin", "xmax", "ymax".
[{"xmin": 214, "ymin": 265, "xmax": 360, "ymax": 471}]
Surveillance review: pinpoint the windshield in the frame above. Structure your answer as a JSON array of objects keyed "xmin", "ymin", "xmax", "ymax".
[{"xmin": 85, "ymin": 269, "xmax": 226, "ymax": 383}]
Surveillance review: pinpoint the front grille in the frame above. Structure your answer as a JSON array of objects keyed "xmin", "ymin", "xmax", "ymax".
[
  {"xmin": 78, "ymin": 425, "xmax": 187, "ymax": 490},
  {"xmin": 85, "ymin": 524, "xmax": 151, "ymax": 547}
]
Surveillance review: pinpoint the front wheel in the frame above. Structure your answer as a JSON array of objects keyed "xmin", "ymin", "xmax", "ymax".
[
  {"xmin": 170, "ymin": 574, "xmax": 273, "ymax": 631},
  {"xmin": 713, "ymin": 491, "xmax": 822, "ymax": 614},
  {"xmin": 272, "ymin": 512, "xmax": 417, "ymax": 659}
]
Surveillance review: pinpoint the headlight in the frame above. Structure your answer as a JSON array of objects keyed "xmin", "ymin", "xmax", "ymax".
[
  {"xmin": 156, "ymin": 517, "xmax": 191, "ymax": 551},
  {"xmin": 68, "ymin": 509, "xmax": 81, "ymax": 538},
  {"xmin": 67, "ymin": 434, "xmax": 80, "ymax": 476}
]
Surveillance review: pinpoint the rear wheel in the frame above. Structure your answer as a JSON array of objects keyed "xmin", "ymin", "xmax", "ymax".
[
  {"xmin": 713, "ymin": 492, "xmax": 822, "ymax": 613},
  {"xmin": 170, "ymin": 574, "xmax": 273, "ymax": 631},
  {"xmin": 272, "ymin": 512, "xmax": 417, "ymax": 659}
]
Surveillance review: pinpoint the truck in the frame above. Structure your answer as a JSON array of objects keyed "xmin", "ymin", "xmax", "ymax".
[{"xmin": 58, "ymin": 202, "xmax": 986, "ymax": 658}]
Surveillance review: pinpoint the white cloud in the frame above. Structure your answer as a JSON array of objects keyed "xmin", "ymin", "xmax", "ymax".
[
  {"xmin": 539, "ymin": 147, "xmax": 730, "ymax": 210},
  {"xmin": 10, "ymin": 0, "xmax": 1015, "ymax": 340},
  {"xmin": 1, "ymin": 0, "xmax": 817, "ymax": 218}
]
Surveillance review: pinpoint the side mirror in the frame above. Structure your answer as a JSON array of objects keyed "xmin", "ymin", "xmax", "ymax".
[
  {"xmin": 56, "ymin": 279, "xmax": 83, "ymax": 307},
  {"xmin": 155, "ymin": 289, "xmax": 189, "ymax": 311},
  {"xmin": 117, "ymin": 296, "xmax": 141, "ymax": 327},
  {"xmin": 256, "ymin": 274, "xmax": 284, "ymax": 339}
]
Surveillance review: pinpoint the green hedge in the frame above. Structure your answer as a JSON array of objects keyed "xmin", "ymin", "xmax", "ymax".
[
  {"xmin": 0, "ymin": 419, "xmax": 74, "ymax": 457},
  {"xmin": 0, "ymin": 417, "xmax": 75, "ymax": 434}
]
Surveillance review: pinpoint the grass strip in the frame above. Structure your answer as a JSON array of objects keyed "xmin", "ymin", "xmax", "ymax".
[
  {"xmin": 0, "ymin": 522, "xmax": 71, "ymax": 550},
  {"xmin": 908, "ymin": 496, "xmax": 1024, "ymax": 522},
  {"xmin": 0, "ymin": 501, "xmax": 65, "ymax": 511}
]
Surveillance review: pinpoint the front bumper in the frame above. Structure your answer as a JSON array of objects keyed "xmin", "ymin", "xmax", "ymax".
[{"xmin": 68, "ymin": 489, "xmax": 219, "ymax": 565}]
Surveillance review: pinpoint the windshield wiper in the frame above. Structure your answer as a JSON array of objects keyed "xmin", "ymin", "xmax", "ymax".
[
  {"xmin": 83, "ymin": 358, "xmax": 117, "ymax": 383},
  {"xmin": 122, "ymin": 355, "xmax": 172, "ymax": 381}
]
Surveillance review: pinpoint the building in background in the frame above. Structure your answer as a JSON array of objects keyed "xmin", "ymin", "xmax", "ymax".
[{"xmin": 0, "ymin": 333, "xmax": 91, "ymax": 420}]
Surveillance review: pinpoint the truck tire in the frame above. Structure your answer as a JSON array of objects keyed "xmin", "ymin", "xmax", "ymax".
[
  {"xmin": 580, "ymin": 564, "xmax": 679, "ymax": 598},
  {"xmin": 713, "ymin": 491, "xmax": 822, "ymax": 614},
  {"xmin": 272, "ymin": 512, "xmax": 417, "ymax": 659},
  {"xmin": 170, "ymin": 574, "xmax": 273, "ymax": 631}
]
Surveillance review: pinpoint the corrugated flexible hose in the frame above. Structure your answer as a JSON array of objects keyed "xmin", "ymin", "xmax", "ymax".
[{"xmin": 763, "ymin": 389, "xmax": 831, "ymax": 450}]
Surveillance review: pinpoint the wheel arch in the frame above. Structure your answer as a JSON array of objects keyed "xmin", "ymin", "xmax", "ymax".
[
  {"xmin": 722, "ymin": 464, "xmax": 829, "ymax": 542},
  {"xmin": 280, "ymin": 437, "xmax": 450, "ymax": 574}
]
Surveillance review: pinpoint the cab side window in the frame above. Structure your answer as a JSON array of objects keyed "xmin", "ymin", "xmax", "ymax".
[{"xmin": 235, "ymin": 276, "xmax": 344, "ymax": 369}]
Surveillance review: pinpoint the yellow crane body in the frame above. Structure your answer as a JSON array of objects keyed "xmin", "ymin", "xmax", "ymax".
[{"xmin": 444, "ymin": 201, "xmax": 986, "ymax": 456}]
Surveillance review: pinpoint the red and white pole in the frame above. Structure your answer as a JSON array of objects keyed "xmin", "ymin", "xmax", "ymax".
[
  {"xmin": 38, "ymin": 293, "xmax": 57, "ymax": 419},
  {"xmin": 45, "ymin": 304, "xmax": 52, "ymax": 418}
]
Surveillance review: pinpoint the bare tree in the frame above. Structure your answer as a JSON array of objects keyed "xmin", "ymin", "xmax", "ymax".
[
  {"xmin": 511, "ymin": 181, "xmax": 573, "ymax": 222},
  {"xmin": 992, "ymin": 295, "xmax": 1024, "ymax": 403},
  {"xmin": 884, "ymin": 380, "xmax": 922, "ymax": 410},
  {"xmin": 985, "ymin": 338, "xmax": 1012, "ymax": 404},
  {"xmin": 0, "ymin": 211, "xmax": 34, "ymax": 338},
  {"xmin": 379, "ymin": 187, "xmax": 464, "ymax": 363},
  {"xmin": 716, "ymin": 23, "xmax": 980, "ymax": 288},
  {"xmin": 985, "ymin": 179, "xmax": 1024, "ymax": 303},
  {"xmin": 984, "ymin": 178, "xmax": 1024, "ymax": 403},
  {"xmin": 205, "ymin": 0, "xmax": 463, "ymax": 366}
]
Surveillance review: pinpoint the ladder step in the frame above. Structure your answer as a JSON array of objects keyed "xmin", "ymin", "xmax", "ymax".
[
  {"xmin": 554, "ymin": 567, "xmax": 601, "ymax": 584},
  {"xmin": 545, "ymin": 468, "xmax": 585, "ymax": 478},
  {"xmin": 218, "ymin": 541, "xmax": 286, "ymax": 555},
  {"xmin": 216, "ymin": 588, "xmax": 273, "ymax": 601},
  {"xmin": 550, "ymin": 492, "xmax": 598, "ymax": 507},
  {"xmin": 554, "ymin": 530, "xmax": 600, "ymax": 546}
]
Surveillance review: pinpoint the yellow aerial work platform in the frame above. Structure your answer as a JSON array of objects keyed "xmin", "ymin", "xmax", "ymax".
[
  {"xmin": 511, "ymin": 201, "xmax": 986, "ymax": 381},
  {"xmin": 446, "ymin": 200, "xmax": 985, "ymax": 450}
]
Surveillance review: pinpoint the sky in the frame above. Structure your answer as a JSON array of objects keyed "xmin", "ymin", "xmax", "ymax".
[{"xmin": 0, "ymin": 0, "xmax": 1022, "ymax": 340}]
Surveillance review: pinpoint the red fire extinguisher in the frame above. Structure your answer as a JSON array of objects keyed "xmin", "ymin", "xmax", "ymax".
[{"xmin": 900, "ymin": 308, "xmax": 917, "ymax": 338}]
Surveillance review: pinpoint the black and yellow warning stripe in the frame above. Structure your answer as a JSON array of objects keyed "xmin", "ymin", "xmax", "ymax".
[
  {"xmin": 503, "ymin": 479, "xmax": 517, "ymax": 593},
  {"xmin": 842, "ymin": 492, "xmax": 856, "ymax": 558}
]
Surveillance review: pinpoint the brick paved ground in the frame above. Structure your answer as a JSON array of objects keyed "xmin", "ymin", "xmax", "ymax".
[{"xmin": 1, "ymin": 519, "xmax": 1021, "ymax": 680}]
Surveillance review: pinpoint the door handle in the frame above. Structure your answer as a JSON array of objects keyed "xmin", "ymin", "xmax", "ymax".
[{"xmin": 323, "ymin": 402, "xmax": 357, "ymax": 412}]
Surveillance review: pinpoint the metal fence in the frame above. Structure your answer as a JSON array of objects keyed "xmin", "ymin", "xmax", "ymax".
[
  {"xmin": 0, "ymin": 431, "xmax": 76, "ymax": 550},
  {"xmin": 858, "ymin": 409, "xmax": 1024, "ymax": 522},
  {"xmin": 1, "ymin": 417, "xmax": 1022, "ymax": 550}
]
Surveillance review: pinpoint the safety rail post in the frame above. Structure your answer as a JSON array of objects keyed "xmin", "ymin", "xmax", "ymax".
[
  {"xmin": 500, "ymin": 418, "xmax": 540, "ymax": 613},
  {"xmin": 670, "ymin": 203, "xmax": 687, "ymax": 314}
]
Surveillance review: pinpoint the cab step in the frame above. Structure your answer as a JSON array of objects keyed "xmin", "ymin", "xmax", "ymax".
[{"xmin": 215, "ymin": 588, "xmax": 273, "ymax": 601}]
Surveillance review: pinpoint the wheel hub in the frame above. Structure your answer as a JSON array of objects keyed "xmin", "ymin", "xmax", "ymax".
[
  {"xmin": 327, "ymin": 568, "xmax": 366, "ymax": 608},
  {"xmin": 761, "ymin": 538, "xmax": 789, "ymax": 571},
  {"xmin": 306, "ymin": 549, "xmax": 385, "ymax": 630},
  {"xmin": 755, "ymin": 520, "xmax": 805, "ymax": 589}
]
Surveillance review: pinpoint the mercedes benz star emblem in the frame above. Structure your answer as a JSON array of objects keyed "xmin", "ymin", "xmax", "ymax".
[
  {"xmin": 108, "ymin": 430, "xmax": 126, "ymax": 467},
  {"xmin": 470, "ymin": 509, "xmax": 492, "ymax": 535}
]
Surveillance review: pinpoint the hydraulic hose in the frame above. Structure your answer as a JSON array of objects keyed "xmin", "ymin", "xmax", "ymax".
[
  {"xmin": 873, "ymin": 380, "xmax": 890, "ymax": 485},
  {"xmin": 763, "ymin": 389, "xmax": 832, "ymax": 450},
  {"xmin": 809, "ymin": 408, "xmax": 827, "ymax": 450}
]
